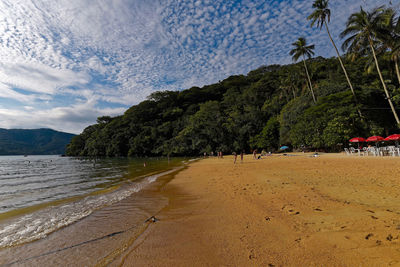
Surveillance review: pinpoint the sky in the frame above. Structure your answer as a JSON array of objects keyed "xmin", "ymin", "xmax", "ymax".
[{"xmin": 0, "ymin": 0, "xmax": 396, "ymax": 134}]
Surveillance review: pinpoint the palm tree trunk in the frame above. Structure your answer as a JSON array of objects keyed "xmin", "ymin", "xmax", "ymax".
[
  {"xmin": 370, "ymin": 39, "xmax": 400, "ymax": 126},
  {"xmin": 302, "ymin": 56, "xmax": 316, "ymax": 103},
  {"xmin": 325, "ymin": 23, "xmax": 363, "ymax": 118},
  {"xmin": 394, "ymin": 57, "xmax": 400, "ymax": 86}
]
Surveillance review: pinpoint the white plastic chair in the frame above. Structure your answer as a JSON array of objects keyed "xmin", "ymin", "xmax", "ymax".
[
  {"xmin": 388, "ymin": 146, "xmax": 398, "ymax": 157},
  {"xmin": 350, "ymin": 147, "xmax": 361, "ymax": 156}
]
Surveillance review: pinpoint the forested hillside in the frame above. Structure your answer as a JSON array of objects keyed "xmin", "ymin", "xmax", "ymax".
[
  {"xmin": 66, "ymin": 54, "xmax": 400, "ymax": 157},
  {"xmin": 0, "ymin": 128, "xmax": 75, "ymax": 155}
]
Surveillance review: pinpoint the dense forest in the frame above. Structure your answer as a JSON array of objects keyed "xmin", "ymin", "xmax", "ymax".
[
  {"xmin": 66, "ymin": 3, "xmax": 400, "ymax": 157},
  {"xmin": 0, "ymin": 128, "xmax": 75, "ymax": 155}
]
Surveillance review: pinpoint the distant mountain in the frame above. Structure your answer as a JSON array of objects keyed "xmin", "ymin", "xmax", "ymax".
[{"xmin": 0, "ymin": 128, "xmax": 75, "ymax": 155}]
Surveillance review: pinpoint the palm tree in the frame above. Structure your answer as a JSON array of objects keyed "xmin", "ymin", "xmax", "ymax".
[
  {"xmin": 340, "ymin": 6, "xmax": 400, "ymax": 126},
  {"xmin": 308, "ymin": 0, "xmax": 362, "ymax": 117},
  {"xmin": 289, "ymin": 37, "xmax": 317, "ymax": 103},
  {"xmin": 379, "ymin": 8, "xmax": 400, "ymax": 85}
]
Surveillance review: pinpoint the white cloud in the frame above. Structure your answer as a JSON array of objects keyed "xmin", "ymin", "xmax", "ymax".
[
  {"xmin": 0, "ymin": 101, "xmax": 125, "ymax": 134},
  {"xmin": 0, "ymin": 61, "xmax": 90, "ymax": 95},
  {"xmin": 0, "ymin": 0, "xmax": 396, "ymax": 133}
]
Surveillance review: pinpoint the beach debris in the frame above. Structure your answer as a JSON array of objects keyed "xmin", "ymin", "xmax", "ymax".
[
  {"xmin": 268, "ymin": 264, "xmax": 275, "ymax": 267},
  {"xmin": 371, "ymin": 215, "xmax": 378, "ymax": 220},
  {"xmin": 367, "ymin": 210, "xmax": 375, "ymax": 213},
  {"xmin": 314, "ymin": 208, "xmax": 323, "ymax": 211},
  {"xmin": 295, "ymin": 237, "xmax": 301, "ymax": 243},
  {"xmin": 145, "ymin": 216, "xmax": 159, "ymax": 223},
  {"xmin": 265, "ymin": 216, "xmax": 271, "ymax": 221},
  {"xmin": 365, "ymin": 233, "xmax": 374, "ymax": 240}
]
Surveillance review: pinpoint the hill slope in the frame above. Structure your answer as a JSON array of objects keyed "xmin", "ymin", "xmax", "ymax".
[
  {"xmin": 66, "ymin": 55, "xmax": 400, "ymax": 157},
  {"xmin": 0, "ymin": 128, "xmax": 75, "ymax": 155}
]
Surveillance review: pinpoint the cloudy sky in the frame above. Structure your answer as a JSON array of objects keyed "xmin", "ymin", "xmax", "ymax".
[{"xmin": 0, "ymin": 0, "xmax": 395, "ymax": 134}]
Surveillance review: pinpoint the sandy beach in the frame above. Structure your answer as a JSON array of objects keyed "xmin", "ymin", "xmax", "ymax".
[{"xmin": 119, "ymin": 153, "xmax": 400, "ymax": 266}]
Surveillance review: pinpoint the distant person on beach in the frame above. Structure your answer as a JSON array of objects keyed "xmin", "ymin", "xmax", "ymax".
[
  {"xmin": 233, "ymin": 152, "xmax": 237, "ymax": 164},
  {"xmin": 204, "ymin": 152, "xmax": 207, "ymax": 158},
  {"xmin": 253, "ymin": 149, "xmax": 257, "ymax": 159},
  {"xmin": 240, "ymin": 151, "xmax": 244, "ymax": 162}
]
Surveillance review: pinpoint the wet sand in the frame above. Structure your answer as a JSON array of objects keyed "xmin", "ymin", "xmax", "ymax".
[
  {"xmin": 121, "ymin": 154, "xmax": 400, "ymax": 266},
  {"xmin": 0, "ymin": 168, "xmax": 183, "ymax": 267}
]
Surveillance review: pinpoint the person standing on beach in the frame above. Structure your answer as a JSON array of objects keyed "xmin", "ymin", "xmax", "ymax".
[
  {"xmin": 240, "ymin": 151, "xmax": 244, "ymax": 162},
  {"xmin": 253, "ymin": 149, "xmax": 257, "ymax": 159},
  {"xmin": 233, "ymin": 152, "xmax": 237, "ymax": 164}
]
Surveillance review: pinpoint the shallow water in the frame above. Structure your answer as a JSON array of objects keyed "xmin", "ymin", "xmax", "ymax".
[{"xmin": 0, "ymin": 155, "xmax": 185, "ymax": 249}]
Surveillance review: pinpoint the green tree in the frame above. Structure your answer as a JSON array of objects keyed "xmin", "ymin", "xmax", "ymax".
[
  {"xmin": 308, "ymin": 0, "xmax": 362, "ymax": 117},
  {"xmin": 177, "ymin": 101, "xmax": 226, "ymax": 154},
  {"xmin": 379, "ymin": 8, "xmax": 400, "ymax": 85},
  {"xmin": 250, "ymin": 117, "xmax": 280, "ymax": 151},
  {"xmin": 290, "ymin": 91, "xmax": 363, "ymax": 150},
  {"xmin": 289, "ymin": 37, "xmax": 317, "ymax": 103},
  {"xmin": 341, "ymin": 6, "xmax": 400, "ymax": 126}
]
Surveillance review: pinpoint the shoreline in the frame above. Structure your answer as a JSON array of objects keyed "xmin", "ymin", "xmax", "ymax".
[
  {"xmin": 119, "ymin": 153, "xmax": 400, "ymax": 266},
  {"xmin": 0, "ymin": 162, "xmax": 189, "ymax": 266}
]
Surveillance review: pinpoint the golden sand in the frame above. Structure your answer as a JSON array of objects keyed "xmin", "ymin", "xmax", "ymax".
[{"xmin": 120, "ymin": 153, "xmax": 400, "ymax": 266}]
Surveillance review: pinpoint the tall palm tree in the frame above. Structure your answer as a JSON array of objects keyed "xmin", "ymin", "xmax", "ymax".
[
  {"xmin": 340, "ymin": 6, "xmax": 400, "ymax": 126},
  {"xmin": 379, "ymin": 8, "xmax": 400, "ymax": 85},
  {"xmin": 308, "ymin": 0, "xmax": 362, "ymax": 118},
  {"xmin": 289, "ymin": 37, "xmax": 317, "ymax": 103}
]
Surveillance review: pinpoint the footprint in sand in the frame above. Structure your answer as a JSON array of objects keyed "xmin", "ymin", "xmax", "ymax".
[
  {"xmin": 365, "ymin": 233, "xmax": 374, "ymax": 240},
  {"xmin": 386, "ymin": 234, "xmax": 398, "ymax": 241},
  {"xmin": 282, "ymin": 205, "xmax": 300, "ymax": 215}
]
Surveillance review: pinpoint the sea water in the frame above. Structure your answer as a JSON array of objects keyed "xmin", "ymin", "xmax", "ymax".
[{"xmin": 0, "ymin": 155, "xmax": 185, "ymax": 249}]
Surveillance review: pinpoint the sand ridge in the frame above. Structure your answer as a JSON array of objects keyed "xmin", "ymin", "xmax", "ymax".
[{"xmin": 120, "ymin": 154, "xmax": 400, "ymax": 266}]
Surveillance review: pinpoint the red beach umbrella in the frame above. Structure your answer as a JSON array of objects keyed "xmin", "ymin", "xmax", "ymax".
[
  {"xmin": 349, "ymin": 137, "xmax": 366, "ymax": 142},
  {"xmin": 385, "ymin": 134, "xmax": 400, "ymax": 141},
  {"xmin": 366, "ymin": 136, "xmax": 384, "ymax": 142}
]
